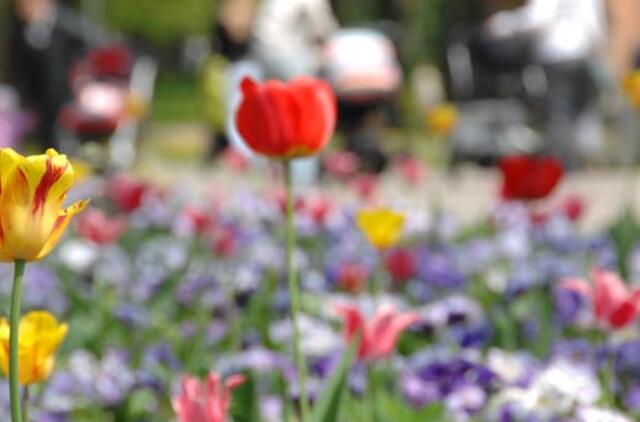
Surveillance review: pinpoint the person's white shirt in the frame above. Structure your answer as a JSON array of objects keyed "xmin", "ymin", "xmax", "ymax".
[
  {"xmin": 488, "ymin": 0, "xmax": 606, "ymax": 64},
  {"xmin": 253, "ymin": 0, "xmax": 338, "ymax": 78}
]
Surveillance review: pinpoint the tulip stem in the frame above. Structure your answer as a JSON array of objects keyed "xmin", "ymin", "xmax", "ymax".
[
  {"xmin": 283, "ymin": 160, "xmax": 310, "ymax": 422},
  {"xmin": 10, "ymin": 259, "xmax": 25, "ymax": 422}
]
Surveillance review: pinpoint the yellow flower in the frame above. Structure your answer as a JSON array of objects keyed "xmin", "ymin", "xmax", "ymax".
[
  {"xmin": 0, "ymin": 311, "xmax": 68, "ymax": 385},
  {"xmin": 356, "ymin": 208, "xmax": 405, "ymax": 249},
  {"xmin": 623, "ymin": 70, "xmax": 640, "ymax": 110},
  {"xmin": 426, "ymin": 103, "xmax": 459, "ymax": 136},
  {"xmin": 0, "ymin": 148, "xmax": 89, "ymax": 262}
]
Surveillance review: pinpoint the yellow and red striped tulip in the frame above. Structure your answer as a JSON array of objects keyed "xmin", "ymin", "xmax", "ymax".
[{"xmin": 0, "ymin": 148, "xmax": 89, "ymax": 262}]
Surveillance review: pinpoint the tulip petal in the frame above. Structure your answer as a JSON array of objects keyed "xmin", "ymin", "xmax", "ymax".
[
  {"xmin": 289, "ymin": 78, "xmax": 336, "ymax": 154},
  {"xmin": 559, "ymin": 278, "xmax": 592, "ymax": 298},
  {"xmin": 36, "ymin": 199, "xmax": 90, "ymax": 260},
  {"xmin": 593, "ymin": 269, "xmax": 629, "ymax": 322}
]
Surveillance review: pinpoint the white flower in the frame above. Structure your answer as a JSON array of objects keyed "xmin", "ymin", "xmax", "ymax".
[
  {"xmin": 487, "ymin": 348, "xmax": 536, "ymax": 385},
  {"xmin": 528, "ymin": 359, "xmax": 600, "ymax": 417},
  {"xmin": 576, "ymin": 406, "xmax": 634, "ymax": 422}
]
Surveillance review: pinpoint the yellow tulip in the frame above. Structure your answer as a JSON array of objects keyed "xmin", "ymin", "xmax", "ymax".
[
  {"xmin": 426, "ymin": 103, "xmax": 459, "ymax": 136},
  {"xmin": 0, "ymin": 148, "xmax": 89, "ymax": 262},
  {"xmin": 623, "ymin": 70, "xmax": 640, "ymax": 110},
  {"xmin": 356, "ymin": 208, "xmax": 405, "ymax": 249},
  {"xmin": 0, "ymin": 311, "xmax": 68, "ymax": 385}
]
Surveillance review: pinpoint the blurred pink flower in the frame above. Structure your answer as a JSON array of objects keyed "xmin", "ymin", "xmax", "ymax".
[
  {"xmin": 220, "ymin": 148, "xmax": 250, "ymax": 172},
  {"xmin": 350, "ymin": 174, "xmax": 379, "ymax": 203},
  {"xmin": 561, "ymin": 269, "xmax": 640, "ymax": 330},
  {"xmin": 323, "ymin": 150, "xmax": 360, "ymax": 179},
  {"xmin": 76, "ymin": 208, "xmax": 127, "ymax": 246},
  {"xmin": 335, "ymin": 304, "xmax": 419, "ymax": 361},
  {"xmin": 183, "ymin": 205, "xmax": 214, "ymax": 236},
  {"xmin": 304, "ymin": 194, "xmax": 334, "ymax": 226},
  {"xmin": 173, "ymin": 372, "xmax": 245, "ymax": 422},
  {"xmin": 393, "ymin": 156, "xmax": 426, "ymax": 186}
]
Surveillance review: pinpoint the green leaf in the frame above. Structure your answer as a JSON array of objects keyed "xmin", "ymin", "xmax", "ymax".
[
  {"xmin": 311, "ymin": 336, "xmax": 360, "ymax": 422},
  {"xmin": 230, "ymin": 372, "xmax": 260, "ymax": 422}
]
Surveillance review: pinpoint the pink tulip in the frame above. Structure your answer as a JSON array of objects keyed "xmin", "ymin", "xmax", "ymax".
[
  {"xmin": 173, "ymin": 373, "xmax": 245, "ymax": 422},
  {"xmin": 335, "ymin": 304, "xmax": 419, "ymax": 361},
  {"xmin": 560, "ymin": 269, "xmax": 640, "ymax": 329}
]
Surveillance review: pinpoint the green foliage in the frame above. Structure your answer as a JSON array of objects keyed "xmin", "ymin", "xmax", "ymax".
[
  {"xmin": 311, "ymin": 336, "xmax": 359, "ymax": 422},
  {"xmin": 610, "ymin": 208, "xmax": 640, "ymax": 279},
  {"xmin": 104, "ymin": 0, "xmax": 215, "ymax": 46},
  {"xmin": 230, "ymin": 373, "xmax": 261, "ymax": 422}
]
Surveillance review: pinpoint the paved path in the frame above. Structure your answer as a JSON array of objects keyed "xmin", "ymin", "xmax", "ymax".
[{"xmin": 136, "ymin": 122, "xmax": 640, "ymax": 231}]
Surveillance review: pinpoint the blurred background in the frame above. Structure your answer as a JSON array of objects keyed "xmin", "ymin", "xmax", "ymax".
[{"xmin": 2, "ymin": 0, "xmax": 640, "ymax": 223}]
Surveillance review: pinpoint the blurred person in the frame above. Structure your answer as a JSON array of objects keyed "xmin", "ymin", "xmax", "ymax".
[
  {"xmin": 252, "ymin": 0, "xmax": 338, "ymax": 81},
  {"xmin": 8, "ymin": 0, "xmax": 100, "ymax": 149},
  {"xmin": 204, "ymin": 0, "xmax": 260, "ymax": 158},
  {"xmin": 605, "ymin": 0, "xmax": 640, "ymax": 79},
  {"xmin": 486, "ymin": 0, "xmax": 606, "ymax": 168}
]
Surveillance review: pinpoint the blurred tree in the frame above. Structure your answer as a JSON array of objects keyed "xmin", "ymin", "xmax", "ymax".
[{"xmin": 104, "ymin": 0, "xmax": 215, "ymax": 46}]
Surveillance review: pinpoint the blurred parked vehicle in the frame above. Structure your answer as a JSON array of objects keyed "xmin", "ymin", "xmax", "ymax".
[{"xmin": 322, "ymin": 28, "xmax": 403, "ymax": 172}]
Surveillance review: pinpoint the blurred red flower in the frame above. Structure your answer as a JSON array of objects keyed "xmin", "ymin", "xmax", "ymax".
[
  {"xmin": 500, "ymin": 155, "xmax": 563, "ymax": 200},
  {"xmin": 173, "ymin": 373, "xmax": 245, "ymax": 422},
  {"xmin": 336, "ymin": 262, "xmax": 368, "ymax": 294},
  {"xmin": 76, "ymin": 209, "xmax": 127, "ymax": 246},
  {"xmin": 385, "ymin": 247, "xmax": 416, "ymax": 284},
  {"xmin": 235, "ymin": 77, "xmax": 336, "ymax": 159},
  {"xmin": 105, "ymin": 174, "xmax": 150, "ymax": 213}
]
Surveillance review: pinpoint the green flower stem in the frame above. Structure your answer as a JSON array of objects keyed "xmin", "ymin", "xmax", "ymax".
[
  {"xmin": 283, "ymin": 160, "xmax": 310, "ymax": 422},
  {"xmin": 10, "ymin": 259, "xmax": 26, "ymax": 422}
]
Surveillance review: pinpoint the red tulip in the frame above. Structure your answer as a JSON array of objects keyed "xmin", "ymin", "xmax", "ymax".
[
  {"xmin": 385, "ymin": 247, "xmax": 416, "ymax": 284},
  {"xmin": 335, "ymin": 304, "xmax": 419, "ymax": 361},
  {"xmin": 235, "ymin": 77, "xmax": 337, "ymax": 159},
  {"xmin": 105, "ymin": 174, "xmax": 150, "ymax": 213},
  {"xmin": 560, "ymin": 269, "xmax": 640, "ymax": 330},
  {"xmin": 172, "ymin": 372, "xmax": 245, "ymax": 422},
  {"xmin": 76, "ymin": 209, "xmax": 127, "ymax": 246},
  {"xmin": 500, "ymin": 155, "xmax": 563, "ymax": 200}
]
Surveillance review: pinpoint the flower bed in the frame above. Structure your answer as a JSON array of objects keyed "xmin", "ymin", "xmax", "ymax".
[{"xmin": 0, "ymin": 167, "xmax": 637, "ymax": 421}]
